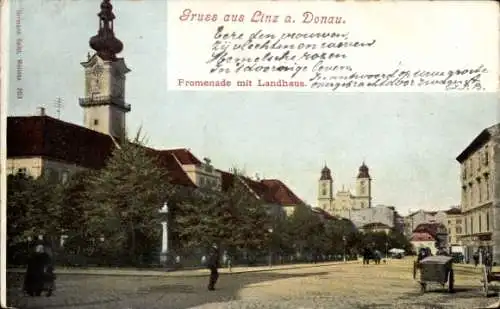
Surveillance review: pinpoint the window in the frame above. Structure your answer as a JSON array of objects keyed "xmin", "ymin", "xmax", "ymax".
[
  {"xmin": 200, "ymin": 177, "xmax": 205, "ymax": 186},
  {"xmin": 479, "ymin": 214, "xmax": 482, "ymax": 232},
  {"xmin": 487, "ymin": 212, "xmax": 490, "ymax": 231},
  {"xmin": 484, "ymin": 146, "xmax": 489, "ymax": 165},
  {"xmin": 322, "ymin": 188, "xmax": 327, "ymax": 196},
  {"xmin": 17, "ymin": 167, "xmax": 27, "ymax": 176},
  {"xmin": 465, "ymin": 218, "xmax": 468, "ymax": 234},
  {"xmin": 470, "ymin": 217, "xmax": 474, "ymax": 234},
  {"xmin": 456, "ymin": 219, "xmax": 462, "ymax": 224},
  {"xmin": 469, "ymin": 184, "xmax": 474, "ymax": 207},
  {"xmin": 485, "ymin": 175, "xmax": 490, "ymax": 200},
  {"xmin": 478, "ymin": 179, "xmax": 482, "ymax": 203},
  {"xmin": 93, "ymin": 119, "xmax": 99, "ymax": 125},
  {"xmin": 456, "ymin": 227, "xmax": 462, "ymax": 234},
  {"xmin": 462, "ymin": 187, "xmax": 467, "ymax": 209}
]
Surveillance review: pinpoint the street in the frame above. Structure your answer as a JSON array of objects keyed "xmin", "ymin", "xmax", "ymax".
[{"xmin": 7, "ymin": 259, "xmax": 495, "ymax": 309}]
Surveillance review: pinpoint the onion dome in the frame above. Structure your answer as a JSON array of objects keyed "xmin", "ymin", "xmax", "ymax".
[
  {"xmin": 320, "ymin": 164, "xmax": 332, "ymax": 180},
  {"xmin": 357, "ymin": 162, "xmax": 370, "ymax": 179},
  {"xmin": 89, "ymin": 0, "xmax": 123, "ymax": 61}
]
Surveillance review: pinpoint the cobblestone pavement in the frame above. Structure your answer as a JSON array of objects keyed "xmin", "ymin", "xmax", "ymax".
[{"xmin": 7, "ymin": 259, "xmax": 497, "ymax": 309}]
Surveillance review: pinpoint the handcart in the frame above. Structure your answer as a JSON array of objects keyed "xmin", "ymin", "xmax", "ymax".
[{"xmin": 413, "ymin": 255, "xmax": 454, "ymax": 293}]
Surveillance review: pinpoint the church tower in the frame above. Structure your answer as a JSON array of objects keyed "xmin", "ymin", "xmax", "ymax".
[
  {"xmin": 79, "ymin": 0, "xmax": 131, "ymax": 140},
  {"xmin": 318, "ymin": 164, "xmax": 334, "ymax": 212},
  {"xmin": 355, "ymin": 162, "xmax": 372, "ymax": 209}
]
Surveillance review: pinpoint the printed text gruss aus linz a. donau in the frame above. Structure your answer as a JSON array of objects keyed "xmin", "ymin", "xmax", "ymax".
[{"xmin": 179, "ymin": 8, "xmax": 347, "ymax": 25}]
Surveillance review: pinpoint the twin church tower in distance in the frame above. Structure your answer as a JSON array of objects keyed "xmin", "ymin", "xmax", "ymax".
[{"xmin": 318, "ymin": 162, "xmax": 372, "ymax": 216}]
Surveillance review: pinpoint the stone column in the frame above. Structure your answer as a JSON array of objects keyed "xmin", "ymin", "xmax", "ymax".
[
  {"xmin": 161, "ymin": 221, "xmax": 168, "ymax": 256},
  {"xmin": 159, "ymin": 202, "xmax": 169, "ymax": 264}
]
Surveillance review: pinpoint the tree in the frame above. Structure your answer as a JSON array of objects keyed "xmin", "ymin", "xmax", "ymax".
[
  {"xmin": 229, "ymin": 177, "xmax": 270, "ymax": 253},
  {"xmin": 7, "ymin": 172, "xmax": 63, "ymax": 244},
  {"xmin": 387, "ymin": 230, "xmax": 413, "ymax": 253},
  {"xmin": 287, "ymin": 205, "xmax": 323, "ymax": 257},
  {"xmin": 175, "ymin": 188, "xmax": 236, "ymax": 250},
  {"xmin": 7, "ymin": 172, "xmax": 63, "ymax": 264},
  {"xmin": 82, "ymin": 132, "xmax": 176, "ymax": 265},
  {"xmin": 323, "ymin": 218, "xmax": 359, "ymax": 255},
  {"xmin": 58, "ymin": 170, "xmax": 97, "ymax": 261}
]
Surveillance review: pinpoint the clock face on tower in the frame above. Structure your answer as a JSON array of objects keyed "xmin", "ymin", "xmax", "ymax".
[{"xmin": 89, "ymin": 64, "xmax": 104, "ymax": 95}]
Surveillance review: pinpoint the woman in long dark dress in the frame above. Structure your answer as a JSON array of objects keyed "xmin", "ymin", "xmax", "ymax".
[{"xmin": 24, "ymin": 244, "xmax": 53, "ymax": 297}]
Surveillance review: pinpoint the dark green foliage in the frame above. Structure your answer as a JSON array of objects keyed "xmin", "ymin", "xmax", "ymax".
[
  {"xmin": 175, "ymin": 174, "xmax": 270, "ymax": 254},
  {"xmin": 7, "ymin": 172, "xmax": 64, "ymax": 265},
  {"xmin": 7, "ymin": 173, "xmax": 63, "ymax": 245},
  {"xmin": 80, "ymin": 134, "xmax": 176, "ymax": 265}
]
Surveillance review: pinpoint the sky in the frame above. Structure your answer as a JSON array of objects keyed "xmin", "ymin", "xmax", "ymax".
[{"xmin": 6, "ymin": 0, "xmax": 499, "ymax": 215}]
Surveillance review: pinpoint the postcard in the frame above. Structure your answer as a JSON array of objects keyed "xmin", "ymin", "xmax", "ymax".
[{"xmin": 1, "ymin": 0, "xmax": 499, "ymax": 309}]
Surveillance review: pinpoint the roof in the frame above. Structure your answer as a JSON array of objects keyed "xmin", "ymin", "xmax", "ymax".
[
  {"xmin": 217, "ymin": 170, "xmax": 304, "ymax": 206},
  {"xmin": 312, "ymin": 207, "xmax": 338, "ymax": 220},
  {"xmin": 8, "ymin": 115, "xmax": 196, "ymax": 187},
  {"xmin": 456, "ymin": 123, "xmax": 500, "ymax": 162},
  {"xmin": 413, "ymin": 222, "xmax": 446, "ymax": 238},
  {"xmin": 150, "ymin": 150, "xmax": 196, "ymax": 187},
  {"xmin": 445, "ymin": 207, "xmax": 462, "ymax": 215},
  {"xmin": 320, "ymin": 165, "xmax": 332, "ymax": 180},
  {"xmin": 407, "ymin": 209, "xmax": 442, "ymax": 218},
  {"xmin": 361, "ymin": 222, "xmax": 391, "ymax": 230},
  {"xmin": 261, "ymin": 179, "xmax": 304, "ymax": 206},
  {"xmin": 357, "ymin": 162, "xmax": 370, "ymax": 179},
  {"xmin": 8, "ymin": 116, "xmax": 115, "ymax": 169},
  {"xmin": 160, "ymin": 148, "xmax": 201, "ymax": 165},
  {"xmin": 410, "ymin": 232, "xmax": 435, "ymax": 242}
]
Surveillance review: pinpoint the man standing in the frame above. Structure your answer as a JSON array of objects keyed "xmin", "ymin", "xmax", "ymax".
[
  {"xmin": 207, "ymin": 244, "xmax": 220, "ymax": 291},
  {"xmin": 473, "ymin": 251, "xmax": 479, "ymax": 267}
]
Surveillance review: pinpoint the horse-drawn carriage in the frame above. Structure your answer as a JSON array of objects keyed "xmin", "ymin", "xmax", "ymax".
[{"xmin": 413, "ymin": 255, "xmax": 455, "ymax": 293}]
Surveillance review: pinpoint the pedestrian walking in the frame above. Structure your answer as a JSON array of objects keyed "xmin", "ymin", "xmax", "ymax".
[
  {"xmin": 362, "ymin": 247, "xmax": 371, "ymax": 265},
  {"xmin": 473, "ymin": 251, "xmax": 479, "ymax": 267},
  {"xmin": 484, "ymin": 250, "xmax": 493, "ymax": 274},
  {"xmin": 226, "ymin": 254, "xmax": 232, "ymax": 272},
  {"xmin": 23, "ymin": 243, "xmax": 55, "ymax": 297},
  {"xmin": 207, "ymin": 243, "xmax": 220, "ymax": 291}
]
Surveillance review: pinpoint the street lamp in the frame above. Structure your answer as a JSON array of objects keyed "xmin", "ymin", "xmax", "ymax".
[
  {"xmin": 343, "ymin": 235, "xmax": 347, "ymax": 262},
  {"xmin": 268, "ymin": 228, "xmax": 273, "ymax": 268},
  {"xmin": 159, "ymin": 201, "xmax": 169, "ymax": 265}
]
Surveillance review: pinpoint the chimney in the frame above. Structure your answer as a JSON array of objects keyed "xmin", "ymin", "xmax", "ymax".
[{"xmin": 37, "ymin": 107, "xmax": 46, "ymax": 116}]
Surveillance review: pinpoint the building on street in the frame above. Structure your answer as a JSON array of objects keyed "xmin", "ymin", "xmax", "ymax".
[
  {"xmin": 410, "ymin": 222, "xmax": 448, "ymax": 254},
  {"xmin": 444, "ymin": 207, "xmax": 464, "ymax": 252},
  {"xmin": 403, "ymin": 209, "xmax": 446, "ymax": 238},
  {"xmin": 456, "ymin": 123, "xmax": 499, "ymax": 262}
]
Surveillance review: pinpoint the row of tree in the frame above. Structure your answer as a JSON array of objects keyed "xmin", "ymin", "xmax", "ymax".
[{"xmin": 7, "ymin": 135, "xmax": 412, "ymax": 267}]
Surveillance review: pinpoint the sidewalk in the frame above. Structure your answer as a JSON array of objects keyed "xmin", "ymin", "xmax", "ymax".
[{"xmin": 7, "ymin": 260, "xmax": 360, "ymax": 278}]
